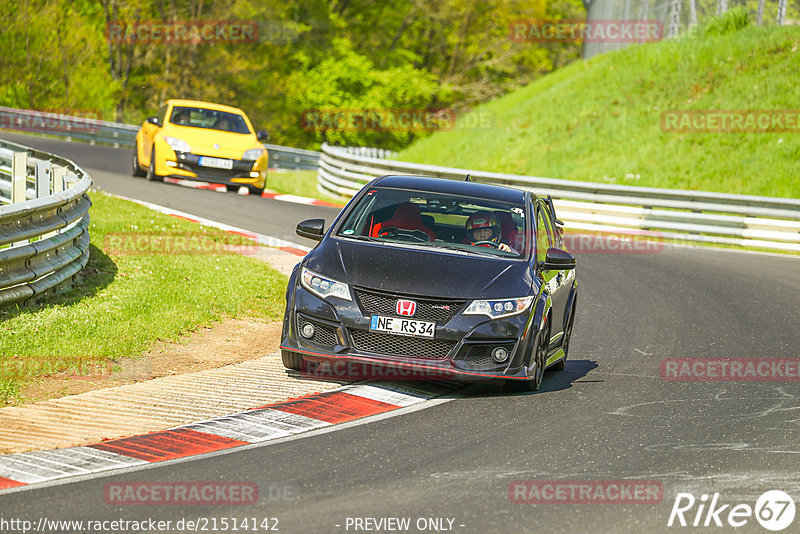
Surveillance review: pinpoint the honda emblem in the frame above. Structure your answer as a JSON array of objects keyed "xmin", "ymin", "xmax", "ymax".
[{"xmin": 396, "ymin": 299, "xmax": 417, "ymax": 317}]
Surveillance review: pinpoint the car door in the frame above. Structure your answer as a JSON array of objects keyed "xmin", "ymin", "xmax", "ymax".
[{"xmin": 140, "ymin": 105, "xmax": 168, "ymax": 165}]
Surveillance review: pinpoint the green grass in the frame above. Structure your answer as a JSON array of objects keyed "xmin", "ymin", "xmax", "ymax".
[
  {"xmin": 0, "ymin": 192, "xmax": 288, "ymax": 405},
  {"xmin": 397, "ymin": 24, "xmax": 800, "ymax": 199},
  {"xmin": 267, "ymin": 169, "xmax": 346, "ymax": 204}
]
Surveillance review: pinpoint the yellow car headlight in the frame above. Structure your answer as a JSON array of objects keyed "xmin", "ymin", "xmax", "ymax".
[
  {"xmin": 242, "ymin": 148, "xmax": 265, "ymax": 161},
  {"xmin": 162, "ymin": 136, "xmax": 191, "ymax": 153}
]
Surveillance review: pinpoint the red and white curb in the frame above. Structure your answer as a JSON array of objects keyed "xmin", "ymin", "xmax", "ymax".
[
  {"xmin": 108, "ymin": 194, "xmax": 312, "ymax": 257},
  {"xmin": 163, "ymin": 177, "xmax": 229, "ymax": 193},
  {"xmin": 0, "ymin": 382, "xmax": 458, "ymax": 493},
  {"xmin": 162, "ymin": 176, "xmax": 345, "ymax": 208},
  {"xmin": 260, "ymin": 191, "xmax": 344, "ymax": 208}
]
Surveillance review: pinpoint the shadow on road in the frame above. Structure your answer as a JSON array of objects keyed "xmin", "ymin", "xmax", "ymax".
[
  {"xmin": 457, "ymin": 358, "xmax": 600, "ymax": 398},
  {"xmin": 283, "ymin": 357, "xmax": 600, "ymax": 400}
]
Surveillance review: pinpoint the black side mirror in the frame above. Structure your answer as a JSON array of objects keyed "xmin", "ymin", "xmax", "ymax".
[
  {"xmin": 540, "ymin": 247, "xmax": 576, "ymax": 271},
  {"xmin": 146, "ymin": 116, "xmax": 160, "ymax": 126},
  {"xmin": 257, "ymin": 130, "xmax": 270, "ymax": 142},
  {"xmin": 296, "ymin": 219, "xmax": 325, "ymax": 241}
]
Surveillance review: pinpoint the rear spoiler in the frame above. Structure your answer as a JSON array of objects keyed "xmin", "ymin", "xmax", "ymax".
[{"xmin": 546, "ymin": 195, "xmax": 564, "ymax": 226}]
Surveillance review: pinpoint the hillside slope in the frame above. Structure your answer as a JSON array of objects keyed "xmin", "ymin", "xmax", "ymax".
[{"xmin": 398, "ymin": 24, "xmax": 800, "ymax": 198}]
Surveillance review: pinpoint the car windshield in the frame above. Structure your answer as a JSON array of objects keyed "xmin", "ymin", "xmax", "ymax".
[
  {"xmin": 168, "ymin": 106, "xmax": 251, "ymax": 134},
  {"xmin": 336, "ymin": 187, "xmax": 526, "ymax": 257}
]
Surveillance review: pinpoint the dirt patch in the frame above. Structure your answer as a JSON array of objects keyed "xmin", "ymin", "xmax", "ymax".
[{"xmin": 17, "ymin": 318, "xmax": 283, "ymax": 404}]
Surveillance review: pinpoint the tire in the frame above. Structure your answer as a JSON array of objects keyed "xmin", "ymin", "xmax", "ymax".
[
  {"xmin": 553, "ymin": 297, "xmax": 576, "ymax": 371},
  {"xmin": 507, "ymin": 318, "xmax": 550, "ymax": 392},
  {"xmin": 281, "ymin": 350, "xmax": 304, "ymax": 371},
  {"xmin": 132, "ymin": 147, "xmax": 146, "ymax": 177},
  {"xmin": 146, "ymin": 149, "xmax": 163, "ymax": 182},
  {"xmin": 247, "ymin": 185, "xmax": 265, "ymax": 197}
]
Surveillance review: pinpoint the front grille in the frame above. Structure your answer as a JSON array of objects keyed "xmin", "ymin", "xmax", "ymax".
[
  {"xmin": 354, "ymin": 288, "xmax": 464, "ymax": 323},
  {"xmin": 350, "ymin": 330, "xmax": 455, "ymax": 360},
  {"xmin": 462, "ymin": 343, "xmax": 516, "ymax": 368},
  {"xmin": 180, "ymin": 164, "xmax": 249, "ymax": 180},
  {"xmin": 297, "ymin": 316, "xmax": 339, "ymax": 347},
  {"xmin": 174, "ymin": 152, "xmax": 253, "ymax": 181}
]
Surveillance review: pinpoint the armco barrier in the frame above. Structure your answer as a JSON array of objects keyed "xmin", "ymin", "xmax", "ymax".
[
  {"xmin": 0, "ymin": 139, "xmax": 92, "ymax": 306},
  {"xmin": 0, "ymin": 106, "xmax": 321, "ymax": 171},
  {"xmin": 318, "ymin": 143, "xmax": 800, "ymax": 252}
]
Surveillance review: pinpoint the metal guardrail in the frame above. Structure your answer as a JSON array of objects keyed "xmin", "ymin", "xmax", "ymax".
[
  {"xmin": 0, "ymin": 106, "xmax": 138, "ymax": 148},
  {"xmin": 0, "ymin": 139, "xmax": 92, "ymax": 306},
  {"xmin": 262, "ymin": 143, "xmax": 321, "ymax": 171},
  {"xmin": 318, "ymin": 143, "xmax": 800, "ymax": 252},
  {"xmin": 0, "ymin": 106, "xmax": 321, "ymax": 171}
]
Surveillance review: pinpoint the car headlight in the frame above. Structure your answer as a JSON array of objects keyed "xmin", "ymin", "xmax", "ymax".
[
  {"xmin": 300, "ymin": 267, "xmax": 352, "ymax": 301},
  {"xmin": 242, "ymin": 148, "xmax": 265, "ymax": 161},
  {"xmin": 463, "ymin": 296, "xmax": 533, "ymax": 319},
  {"xmin": 162, "ymin": 136, "xmax": 191, "ymax": 153}
]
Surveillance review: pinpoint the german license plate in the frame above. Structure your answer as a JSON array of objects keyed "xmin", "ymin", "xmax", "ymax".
[
  {"xmin": 370, "ymin": 315, "xmax": 435, "ymax": 338},
  {"xmin": 198, "ymin": 156, "xmax": 233, "ymax": 169}
]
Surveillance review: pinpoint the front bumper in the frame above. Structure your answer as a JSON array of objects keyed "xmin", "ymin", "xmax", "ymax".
[
  {"xmin": 160, "ymin": 150, "xmax": 266, "ymax": 187},
  {"xmin": 281, "ymin": 282, "xmax": 538, "ymax": 382}
]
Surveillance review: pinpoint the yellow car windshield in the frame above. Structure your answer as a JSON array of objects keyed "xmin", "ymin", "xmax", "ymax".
[{"xmin": 169, "ymin": 106, "xmax": 250, "ymax": 134}]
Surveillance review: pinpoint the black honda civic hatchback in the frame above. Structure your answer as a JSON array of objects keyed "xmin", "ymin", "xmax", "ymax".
[{"xmin": 281, "ymin": 175, "xmax": 578, "ymax": 390}]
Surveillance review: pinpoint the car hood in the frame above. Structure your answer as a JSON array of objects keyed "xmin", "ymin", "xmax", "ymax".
[
  {"xmin": 163, "ymin": 126, "xmax": 259, "ymax": 157},
  {"xmin": 303, "ymin": 238, "xmax": 534, "ymax": 299}
]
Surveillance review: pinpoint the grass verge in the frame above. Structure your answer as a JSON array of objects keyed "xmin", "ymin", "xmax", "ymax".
[
  {"xmin": 0, "ymin": 192, "xmax": 288, "ymax": 405},
  {"xmin": 397, "ymin": 22, "xmax": 800, "ymax": 199}
]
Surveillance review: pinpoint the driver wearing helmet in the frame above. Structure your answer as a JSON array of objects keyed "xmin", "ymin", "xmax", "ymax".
[{"xmin": 465, "ymin": 212, "xmax": 518, "ymax": 253}]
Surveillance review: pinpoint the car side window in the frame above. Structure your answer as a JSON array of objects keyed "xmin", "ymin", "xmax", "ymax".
[
  {"xmin": 544, "ymin": 201, "xmax": 564, "ymax": 248},
  {"xmin": 536, "ymin": 205, "xmax": 552, "ymax": 263},
  {"xmin": 156, "ymin": 105, "xmax": 168, "ymax": 125},
  {"xmin": 540, "ymin": 204, "xmax": 555, "ymax": 245}
]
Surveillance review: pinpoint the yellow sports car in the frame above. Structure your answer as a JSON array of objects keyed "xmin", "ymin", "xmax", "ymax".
[{"xmin": 132, "ymin": 99, "xmax": 269, "ymax": 194}]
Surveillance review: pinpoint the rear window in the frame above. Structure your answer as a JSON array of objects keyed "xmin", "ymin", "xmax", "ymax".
[
  {"xmin": 336, "ymin": 187, "xmax": 526, "ymax": 258},
  {"xmin": 168, "ymin": 106, "xmax": 251, "ymax": 134}
]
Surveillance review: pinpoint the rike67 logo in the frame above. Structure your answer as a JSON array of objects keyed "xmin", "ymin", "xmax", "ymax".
[{"xmin": 668, "ymin": 491, "xmax": 796, "ymax": 531}]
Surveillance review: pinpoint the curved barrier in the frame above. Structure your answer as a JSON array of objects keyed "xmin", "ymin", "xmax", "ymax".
[
  {"xmin": 318, "ymin": 143, "xmax": 800, "ymax": 252},
  {"xmin": 0, "ymin": 139, "xmax": 92, "ymax": 306}
]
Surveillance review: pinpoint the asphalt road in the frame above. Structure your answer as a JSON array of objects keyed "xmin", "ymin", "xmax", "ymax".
[{"xmin": 2, "ymin": 133, "xmax": 800, "ymax": 533}]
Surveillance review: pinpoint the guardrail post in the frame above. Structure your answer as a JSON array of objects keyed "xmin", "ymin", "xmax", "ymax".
[
  {"xmin": 11, "ymin": 151, "xmax": 27, "ymax": 203},
  {"xmin": 52, "ymin": 165, "xmax": 66, "ymax": 193},
  {"xmin": 65, "ymin": 170, "xmax": 79, "ymax": 188},
  {"xmin": 35, "ymin": 160, "xmax": 50, "ymax": 199}
]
